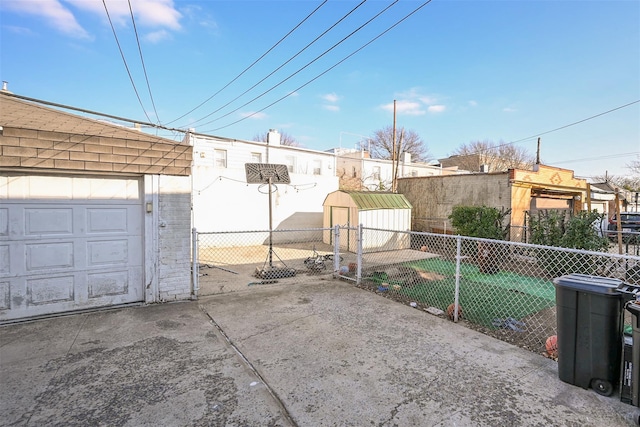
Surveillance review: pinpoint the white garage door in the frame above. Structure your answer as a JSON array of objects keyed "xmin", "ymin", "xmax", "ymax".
[{"xmin": 0, "ymin": 175, "xmax": 144, "ymax": 321}]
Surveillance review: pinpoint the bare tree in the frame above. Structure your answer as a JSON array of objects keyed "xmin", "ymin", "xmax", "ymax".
[
  {"xmin": 253, "ymin": 131, "xmax": 300, "ymax": 147},
  {"xmin": 448, "ymin": 140, "xmax": 535, "ymax": 172},
  {"xmin": 366, "ymin": 126, "xmax": 430, "ymax": 162},
  {"xmin": 593, "ymin": 172, "xmax": 640, "ymax": 192}
]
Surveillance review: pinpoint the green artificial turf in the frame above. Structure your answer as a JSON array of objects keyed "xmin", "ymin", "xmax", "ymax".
[{"xmin": 399, "ymin": 258, "xmax": 556, "ymax": 328}]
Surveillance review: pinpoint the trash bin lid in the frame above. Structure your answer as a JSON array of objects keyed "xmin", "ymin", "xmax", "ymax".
[
  {"xmin": 626, "ymin": 301, "xmax": 640, "ymax": 315},
  {"xmin": 552, "ymin": 273, "xmax": 623, "ymax": 295}
]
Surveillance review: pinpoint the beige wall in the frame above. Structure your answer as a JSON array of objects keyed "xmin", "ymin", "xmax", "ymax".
[
  {"xmin": 398, "ymin": 165, "xmax": 589, "ymax": 241},
  {"xmin": 397, "ymin": 173, "xmax": 511, "ymax": 232}
]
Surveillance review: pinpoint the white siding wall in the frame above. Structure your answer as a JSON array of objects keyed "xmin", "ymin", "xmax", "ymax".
[
  {"xmin": 360, "ymin": 209, "xmax": 411, "ymax": 251},
  {"xmin": 192, "ymin": 136, "xmax": 339, "ymax": 243}
]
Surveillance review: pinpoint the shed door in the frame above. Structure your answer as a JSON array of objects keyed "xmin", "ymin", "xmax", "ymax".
[
  {"xmin": 0, "ymin": 175, "xmax": 144, "ymax": 322},
  {"xmin": 331, "ymin": 207, "xmax": 351, "ymax": 251}
]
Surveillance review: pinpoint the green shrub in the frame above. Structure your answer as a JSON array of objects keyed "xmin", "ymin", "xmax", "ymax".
[
  {"xmin": 528, "ymin": 210, "xmax": 609, "ymax": 277},
  {"xmin": 449, "ymin": 206, "xmax": 511, "ymax": 240}
]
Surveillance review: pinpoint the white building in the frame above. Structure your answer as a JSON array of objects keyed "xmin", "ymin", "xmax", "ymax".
[
  {"xmin": 188, "ymin": 130, "xmax": 339, "ymax": 241},
  {"xmin": 330, "ymin": 148, "xmax": 452, "ymax": 191}
]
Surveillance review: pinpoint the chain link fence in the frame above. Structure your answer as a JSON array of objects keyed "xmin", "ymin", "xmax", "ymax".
[
  {"xmin": 193, "ymin": 226, "xmax": 640, "ymax": 356},
  {"xmin": 194, "ymin": 228, "xmax": 353, "ymax": 295},
  {"xmin": 354, "ymin": 227, "xmax": 640, "ymax": 355}
]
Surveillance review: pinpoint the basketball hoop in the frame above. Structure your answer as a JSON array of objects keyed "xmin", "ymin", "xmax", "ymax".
[{"xmin": 245, "ymin": 163, "xmax": 296, "ymax": 279}]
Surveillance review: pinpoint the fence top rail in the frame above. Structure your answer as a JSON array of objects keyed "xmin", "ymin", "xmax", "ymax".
[
  {"xmin": 360, "ymin": 226, "xmax": 640, "ymax": 261},
  {"xmin": 196, "ymin": 227, "xmax": 333, "ymax": 235}
]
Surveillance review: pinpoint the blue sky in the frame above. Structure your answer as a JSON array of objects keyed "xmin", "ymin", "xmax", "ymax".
[{"xmin": 1, "ymin": 0, "xmax": 639, "ymax": 179}]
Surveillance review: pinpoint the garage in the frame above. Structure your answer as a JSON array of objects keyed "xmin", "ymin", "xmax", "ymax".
[
  {"xmin": 0, "ymin": 175, "xmax": 144, "ymax": 320},
  {"xmin": 1, "ymin": 92, "xmax": 194, "ymax": 322}
]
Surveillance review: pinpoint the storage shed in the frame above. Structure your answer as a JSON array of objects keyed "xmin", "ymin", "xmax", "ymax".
[{"xmin": 322, "ymin": 191, "xmax": 412, "ymax": 252}]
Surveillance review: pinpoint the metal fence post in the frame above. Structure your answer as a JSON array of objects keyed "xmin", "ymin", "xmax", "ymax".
[
  {"xmin": 192, "ymin": 227, "xmax": 199, "ymax": 300},
  {"xmin": 356, "ymin": 224, "xmax": 363, "ymax": 285},
  {"xmin": 333, "ymin": 224, "xmax": 341, "ymax": 277},
  {"xmin": 453, "ymin": 235, "xmax": 462, "ymax": 322}
]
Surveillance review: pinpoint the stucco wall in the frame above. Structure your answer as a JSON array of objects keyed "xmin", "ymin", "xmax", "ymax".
[{"xmin": 397, "ymin": 173, "xmax": 511, "ymax": 232}]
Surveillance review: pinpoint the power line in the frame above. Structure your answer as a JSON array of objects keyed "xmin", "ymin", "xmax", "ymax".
[
  {"xmin": 166, "ymin": 0, "xmax": 329, "ymax": 125},
  {"xmin": 444, "ymin": 99, "xmax": 640, "ymax": 160},
  {"xmin": 508, "ymin": 99, "xmax": 640, "ymax": 146},
  {"xmin": 184, "ymin": 0, "xmax": 369, "ymax": 128},
  {"xmin": 102, "ymin": 0, "xmax": 152, "ymax": 124},
  {"xmin": 3, "ymin": 92, "xmax": 184, "ymax": 136},
  {"xmin": 203, "ymin": 0, "xmax": 432, "ymax": 133},
  {"xmin": 128, "ymin": 0, "xmax": 160, "ymax": 124},
  {"xmin": 551, "ymin": 152, "xmax": 640, "ymax": 165},
  {"xmin": 198, "ymin": 0, "xmax": 402, "ymax": 129}
]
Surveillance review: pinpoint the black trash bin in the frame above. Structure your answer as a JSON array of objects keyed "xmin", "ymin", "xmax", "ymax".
[
  {"xmin": 553, "ymin": 273, "xmax": 624, "ymax": 396},
  {"xmin": 623, "ymin": 301, "xmax": 640, "ymax": 405}
]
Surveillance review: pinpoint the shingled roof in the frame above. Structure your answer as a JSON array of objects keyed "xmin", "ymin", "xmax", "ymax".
[{"xmin": 0, "ymin": 93, "xmax": 192, "ymax": 176}]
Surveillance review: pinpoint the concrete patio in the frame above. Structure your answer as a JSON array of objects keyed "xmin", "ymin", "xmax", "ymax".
[{"xmin": 2, "ymin": 280, "xmax": 639, "ymax": 426}]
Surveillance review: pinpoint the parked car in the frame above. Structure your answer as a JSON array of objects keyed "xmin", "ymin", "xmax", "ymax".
[{"xmin": 607, "ymin": 212, "xmax": 640, "ymax": 242}]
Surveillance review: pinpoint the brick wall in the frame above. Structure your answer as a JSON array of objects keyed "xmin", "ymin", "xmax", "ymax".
[
  {"xmin": 0, "ymin": 127, "xmax": 192, "ymax": 176},
  {"xmin": 157, "ymin": 175, "xmax": 193, "ymax": 301}
]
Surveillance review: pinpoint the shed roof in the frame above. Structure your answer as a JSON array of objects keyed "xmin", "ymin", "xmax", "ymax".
[{"xmin": 332, "ymin": 191, "xmax": 412, "ymax": 211}]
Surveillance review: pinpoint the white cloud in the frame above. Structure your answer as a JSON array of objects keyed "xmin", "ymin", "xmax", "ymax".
[
  {"xmin": 384, "ymin": 87, "xmax": 447, "ymax": 115},
  {"xmin": 381, "ymin": 100, "xmax": 425, "ymax": 116},
  {"xmin": 133, "ymin": 0, "xmax": 182, "ymax": 30},
  {"xmin": 144, "ymin": 29, "xmax": 171, "ymax": 43},
  {"xmin": 323, "ymin": 105, "xmax": 340, "ymax": 112},
  {"xmin": 468, "ymin": 100, "xmax": 478, "ymax": 107},
  {"xmin": 321, "ymin": 93, "xmax": 339, "ymax": 103},
  {"xmin": 2, "ymin": 0, "xmax": 91, "ymax": 39},
  {"xmin": 4, "ymin": 0, "xmax": 183, "ymax": 40},
  {"xmin": 69, "ymin": 0, "xmax": 182, "ymax": 30},
  {"xmin": 503, "ymin": 107, "xmax": 517, "ymax": 113},
  {"xmin": 241, "ymin": 111, "xmax": 267, "ymax": 120},
  {"xmin": 419, "ymin": 96, "xmax": 437, "ymax": 105},
  {"xmin": 4, "ymin": 25, "xmax": 37, "ymax": 36}
]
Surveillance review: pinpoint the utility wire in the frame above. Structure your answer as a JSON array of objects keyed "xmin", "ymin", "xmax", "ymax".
[
  {"xmin": 551, "ymin": 152, "xmax": 640, "ymax": 165},
  {"xmin": 439, "ymin": 100, "xmax": 640, "ymax": 164},
  {"xmin": 185, "ymin": 0, "xmax": 369, "ymax": 128},
  {"xmin": 507, "ymin": 99, "xmax": 640, "ymax": 146},
  {"xmin": 128, "ymin": 0, "xmax": 160, "ymax": 124},
  {"xmin": 3, "ymin": 91, "xmax": 184, "ymax": 135},
  {"xmin": 102, "ymin": 0, "xmax": 153, "ymax": 124},
  {"xmin": 204, "ymin": 0, "xmax": 431, "ymax": 133},
  {"xmin": 166, "ymin": 0, "xmax": 329, "ymax": 125},
  {"xmin": 198, "ymin": 0, "xmax": 401, "ymax": 129}
]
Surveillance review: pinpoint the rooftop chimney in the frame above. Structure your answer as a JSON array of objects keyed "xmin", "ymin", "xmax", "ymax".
[{"xmin": 1, "ymin": 81, "xmax": 12, "ymax": 93}]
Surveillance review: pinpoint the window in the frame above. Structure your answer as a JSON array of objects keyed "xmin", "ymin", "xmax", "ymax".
[
  {"xmin": 251, "ymin": 152, "xmax": 262, "ymax": 163},
  {"xmin": 214, "ymin": 149, "xmax": 227, "ymax": 168},
  {"xmin": 352, "ymin": 166, "xmax": 357, "ymax": 178},
  {"xmin": 313, "ymin": 160, "xmax": 322, "ymax": 175},
  {"xmin": 372, "ymin": 166, "xmax": 381, "ymax": 180},
  {"xmin": 285, "ymin": 156, "xmax": 296, "ymax": 173}
]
